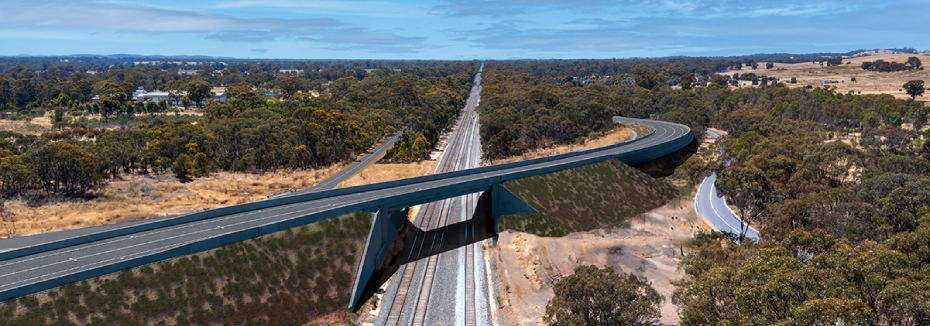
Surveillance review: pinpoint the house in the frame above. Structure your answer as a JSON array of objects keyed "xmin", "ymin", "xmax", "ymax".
[{"xmin": 135, "ymin": 91, "xmax": 227, "ymax": 105}]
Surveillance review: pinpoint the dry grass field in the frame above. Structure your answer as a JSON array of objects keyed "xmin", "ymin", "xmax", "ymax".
[
  {"xmin": 486, "ymin": 126, "xmax": 634, "ymax": 165},
  {"xmin": 3, "ymin": 165, "xmax": 347, "ymax": 236},
  {"xmin": 0, "ymin": 114, "xmax": 53, "ymax": 135},
  {"xmin": 338, "ymin": 161, "xmax": 438, "ymax": 188},
  {"xmin": 725, "ymin": 51, "xmax": 930, "ymax": 102}
]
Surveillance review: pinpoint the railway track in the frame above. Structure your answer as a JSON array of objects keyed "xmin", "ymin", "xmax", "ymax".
[{"xmin": 383, "ymin": 68, "xmax": 484, "ymax": 325}]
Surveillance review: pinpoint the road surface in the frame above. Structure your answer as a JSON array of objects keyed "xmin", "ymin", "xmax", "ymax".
[
  {"xmin": 694, "ymin": 130, "xmax": 760, "ymax": 239},
  {"xmin": 299, "ymin": 128, "xmax": 405, "ymax": 192},
  {"xmin": 0, "ymin": 117, "xmax": 691, "ymax": 303}
]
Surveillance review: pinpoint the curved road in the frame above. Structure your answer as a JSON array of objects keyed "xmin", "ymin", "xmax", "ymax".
[
  {"xmin": 0, "ymin": 118, "xmax": 692, "ymax": 303},
  {"xmin": 694, "ymin": 130, "xmax": 760, "ymax": 239}
]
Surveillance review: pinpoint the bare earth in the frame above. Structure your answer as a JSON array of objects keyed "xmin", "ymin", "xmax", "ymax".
[
  {"xmin": 493, "ymin": 200, "xmax": 705, "ymax": 326},
  {"xmin": 724, "ymin": 52, "xmax": 930, "ymax": 102}
]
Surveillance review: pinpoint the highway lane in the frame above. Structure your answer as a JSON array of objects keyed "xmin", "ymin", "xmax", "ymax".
[
  {"xmin": 0, "ymin": 127, "xmax": 404, "ymax": 254},
  {"xmin": 0, "ymin": 116, "xmax": 691, "ymax": 303},
  {"xmin": 298, "ymin": 127, "xmax": 405, "ymax": 193},
  {"xmin": 693, "ymin": 130, "xmax": 760, "ymax": 239}
]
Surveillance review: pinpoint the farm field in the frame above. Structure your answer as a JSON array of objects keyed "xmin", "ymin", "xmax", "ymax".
[{"xmin": 726, "ymin": 52, "xmax": 930, "ymax": 102}]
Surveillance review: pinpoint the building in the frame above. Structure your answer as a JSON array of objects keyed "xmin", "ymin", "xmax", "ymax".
[{"xmin": 134, "ymin": 90, "xmax": 227, "ymax": 105}]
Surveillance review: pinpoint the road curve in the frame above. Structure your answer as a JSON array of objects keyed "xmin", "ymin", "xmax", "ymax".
[
  {"xmin": 693, "ymin": 130, "xmax": 760, "ymax": 239},
  {"xmin": 0, "ymin": 117, "xmax": 692, "ymax": 303}
]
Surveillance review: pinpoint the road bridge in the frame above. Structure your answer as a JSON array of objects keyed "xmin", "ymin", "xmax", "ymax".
[{"xmin": 0, "ymin": 117, "xmax": 692, "ymax": 309}]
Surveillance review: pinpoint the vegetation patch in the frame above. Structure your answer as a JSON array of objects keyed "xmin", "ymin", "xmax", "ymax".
[
  {"xmin": 499, "ymin": 159, "xmax": 677, "ymax": 236},
  {"xmin": 0, "ymin": 211, "xmax": 371, "ymax": 326}
]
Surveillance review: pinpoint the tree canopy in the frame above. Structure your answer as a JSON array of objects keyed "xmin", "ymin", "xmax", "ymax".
[{"xmin": 545, "ymin": 265, "xmax": 662, "ymax": 326}]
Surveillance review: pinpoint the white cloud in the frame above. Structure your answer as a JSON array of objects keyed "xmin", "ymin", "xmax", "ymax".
[
  {"xmin": 0, "ymin": 0, "xmax": 341, "ymax": 33},
  {"xmin": 0, "ymin": 0, "xmax": 427, "ymax": 50},
  {"xmin": 213, "ymin": 0, "xmax": 429, "ymax": 17}
]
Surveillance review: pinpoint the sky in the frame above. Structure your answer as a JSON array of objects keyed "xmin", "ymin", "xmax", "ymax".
[{"xmin": 0, "ymin": 0, "xmax": 928, "ymax": 59}]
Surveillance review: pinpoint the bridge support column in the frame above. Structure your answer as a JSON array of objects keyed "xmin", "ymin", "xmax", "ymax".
[
  {"xmin": 349, "ymin": 207, "xmax": 407, "ymax": 310},
  {"xmin": 477, "ymin": 183, "xmax": 538, "ymax": 246}
]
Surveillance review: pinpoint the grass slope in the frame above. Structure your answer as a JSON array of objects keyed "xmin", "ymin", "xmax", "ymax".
[
  {"xmin": 499, "ymin": 159, "xmax": 677, "ymax": 237},
  {"xmin": 0, "ymin": 212, "xmax": 371, "ymax": 326}
]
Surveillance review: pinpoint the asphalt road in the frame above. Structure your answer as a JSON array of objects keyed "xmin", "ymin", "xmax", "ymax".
[
  {"xmin": 0, "ymin": 127, "xmax": 404, "ymax": 253},
  {"xmin": 694, "ymin": 130, "xmax": 760, "ymax": 239},
  {"xmin": 297, "ymin": 128, "xmax": 405, "ymax": 193},
  {"xmin": 0, "ymin": 116, "xmax": 691, "ymax": 303}
]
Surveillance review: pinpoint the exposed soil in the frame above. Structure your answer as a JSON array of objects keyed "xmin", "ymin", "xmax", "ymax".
[{"xmin": 493, "ymin": 200, "xmax": 705, "ymax": 326}]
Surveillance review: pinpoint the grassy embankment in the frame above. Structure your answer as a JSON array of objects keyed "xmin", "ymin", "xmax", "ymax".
[
  {"xmin": 0, "ymin": 212, "xmax": 371, "ymax": 326},
  {"xmin": 498, "ymin": 159, "xmax": 678, "ymax": 237}
]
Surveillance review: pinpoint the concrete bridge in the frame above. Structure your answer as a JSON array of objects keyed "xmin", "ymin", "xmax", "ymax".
[{"xmin": 0, "ymin": 117, "xmax": 693, "ymax": 309}]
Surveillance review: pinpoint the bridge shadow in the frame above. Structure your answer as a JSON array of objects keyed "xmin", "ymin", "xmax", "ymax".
[
  {"xmin": 633, "ymin": 137, "xmax": 700, "ymax": 178},
  {"xmin": 356, "ymin": 205, "xmax": 495, "ymax": 309}
]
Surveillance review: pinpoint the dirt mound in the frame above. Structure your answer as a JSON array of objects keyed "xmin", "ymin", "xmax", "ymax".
[{"xmin": 499, "ymin": 159, "xmax": 678, "ymax": 236}]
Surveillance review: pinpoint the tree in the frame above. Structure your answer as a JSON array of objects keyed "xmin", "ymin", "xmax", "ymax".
[
  {"xmin": 172, "ymin": 154, "xmax": 192, "ymax": 180},
  {"xmin": 633, "ymin": 66, "xmax": 658, "ymax": 90},
  {"xmin": 790, "ymin": 77, "xmax": 797, "ymax": 84},
  {"xmin": 680, "ymin": 73, "xmax": 694, "ymax": 90},
  {"xmin": 0, "ymin": 194, "xmax": 16, "ymax": 237},
  {"xmin": 279, "ymin": 76, "xmax": 303, "ymax": 99},
  {"xmin": 709, "ymin": 74, "xmax": 729, "ymax": 87},
  {"xmin": 717, "ymin": 164, "xmax": 772, "ymax": 242},
  {"xmin": 765, "ymin": 61, "xmax": 774, "ymax": 69},
  {"xmin": 26, "ymin": 142, "xmax": 103, "ymax": 195},
  {"xmin": 903, "ymin": 80, "xmax": 925, "ymax": 99},
  {"xmin": 545, "ymin": 265, "xmax": 662, "ymax": 326},
  {"xmin": 906, "ymin": 56, "xmax": 922, "ymax": 69},
  {"xmin": 181, "ymin": 96, "xmax": 191, "ymax": 109},
  {"xmin": 97, "ymin": 81, "xmax": 127, "ymax": 120},
  {"xmin": 184, "ymin": 79, "xmax": 213, "ymax": 106}
]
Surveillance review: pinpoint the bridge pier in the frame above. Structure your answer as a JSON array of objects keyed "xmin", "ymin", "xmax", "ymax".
[
  {"xmin": 349, "ymin": 207, "xmax": 408, "ymax": 311},
  {"xmin": 348, "ymin": 184, "xmax": 537, "ymax": 310}
]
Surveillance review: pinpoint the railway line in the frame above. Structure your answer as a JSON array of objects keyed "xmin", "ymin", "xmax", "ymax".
[
  {"xmin": 382, "ymin": 65, "xmax": 485, "ymax": 326},
  {"xmin": 0, "ymin": 58, "xmax": 692, "ymax": 307}
]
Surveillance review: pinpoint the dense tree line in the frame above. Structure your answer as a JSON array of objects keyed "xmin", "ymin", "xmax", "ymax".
[
  {"xmin": 0, "ymin": 63, "xmax": 476, "ymax": 197},
  {"xmin": 478, "ymin": 63, "xmax": 926, "ymax": 160},
  {"xmin": 861, "ymin": 57, "xmax": 922, "ymax": 72},
  {"xmin": 0, "ymin": 57, "xmax": 479, "ymax": 115},
  {"xmin": 669, "ymin": 95, "xmax": 930, "ymax": 325},
  {"xmin": 482, "ymin": 59, "xmax": 930, "ymax": 324}
]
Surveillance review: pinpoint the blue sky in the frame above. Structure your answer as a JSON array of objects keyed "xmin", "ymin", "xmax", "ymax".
[{"xmin": 0, "ymin": 0, "xmax": 927, "ymax": 59}]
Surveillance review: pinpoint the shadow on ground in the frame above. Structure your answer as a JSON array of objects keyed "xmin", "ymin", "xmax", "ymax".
[{"xmin": 355, "ymin": 197, "xmax": 495, "ymax": 310}]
